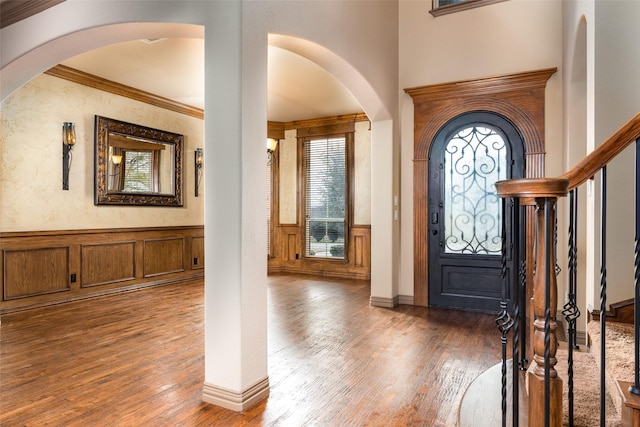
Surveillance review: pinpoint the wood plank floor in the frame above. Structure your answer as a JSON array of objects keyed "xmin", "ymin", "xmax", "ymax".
[{"xmin": 1, "ymin": 274, "xmax": 503, "ymax": 426}]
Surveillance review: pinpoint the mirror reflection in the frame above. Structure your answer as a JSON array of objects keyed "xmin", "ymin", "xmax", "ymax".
[
  {"xmin": 107, "ymin": 135, "xmax": 175, "ymax": 195},
  {"xmin": 95, "ymin": 116, "xmax": 183, "ymax": 206}
]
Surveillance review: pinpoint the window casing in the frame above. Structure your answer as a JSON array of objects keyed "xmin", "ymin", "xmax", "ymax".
[{"xmin": 302, "ymin": 134, "xmax": 352, "ymax": 260}]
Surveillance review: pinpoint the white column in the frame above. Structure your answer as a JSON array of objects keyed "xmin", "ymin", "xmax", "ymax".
[
  {"xmin": 370, "ymin": 119, "xmax": 397, "ymax": 307},
  {"xmin": 202, "ymin": 1, "xmax": 269, "ymax": 411}
]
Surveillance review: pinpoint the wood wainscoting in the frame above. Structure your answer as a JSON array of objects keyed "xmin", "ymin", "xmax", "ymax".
[
  {"xmin": 0, "ymin": 226, "xmax": 204, "ymax": 314},
  {"xmin": 268, "ymin": 224, "xmax": 370, "ymax": 280}
]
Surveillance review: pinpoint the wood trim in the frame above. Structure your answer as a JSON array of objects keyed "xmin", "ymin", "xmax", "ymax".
[
  {"xmin": 429, "ymin": 0, "xmax": 508, "ymax": 17},
  {"xmin": 0, "ymin": 0, "xmax": 64, "ymax": 29},
  {"xmin": 45, "ymin": 65, "xmax": 204, "ymax": 119},
  {"xmin": 268, "ymin": 121, "xmax": 285, "ymax": 140},
  {"xmin": 406, "ymin": 68, "xmax": 556, "ymax": 308},
  {"xmin": 1, "ymin": 226, "xmax": 203, "ymax": 313},
  {"xmin": 405, "ymin": 68, "xmax": 557, "ymax": 104},
  {"xmin": 284, "ymin": 113, "xmax": 368, "ymax": 131},
  {"xmin": 590, "ymin": 298, "xmax": 635, "ymax": 324},
  {"xmin": 0, "ymin": 225, "xmax": 202, "ymax": 239}
]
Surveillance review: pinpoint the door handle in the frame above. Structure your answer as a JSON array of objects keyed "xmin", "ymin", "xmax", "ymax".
[{"xmin": 431, "ymin": 212, "xmax": 439, "ymax": 224}]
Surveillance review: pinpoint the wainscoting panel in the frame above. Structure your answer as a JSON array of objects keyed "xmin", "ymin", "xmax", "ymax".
[
  {"xmin": 287, "ymin": 233, "xmax": 297, "ymax": 262},
  {"xmin": 354, "ymin": 235, "xmax": 364, "ymax": 268},
  {"xmin": 82, "ymin": 241, "xmax": 136, "ymax": 287},
  {"xmin": 268, "ymin": 224, "xmax": 370, "ymax": 280},
  {"xmin": 144, "ymin": 238, "xmax": 184, "ymax": 277},
  {"xmin": 3, "ymin": 247, "xmax": 69, "ymax": 300},
  {"xmin": 191, "ymin": 236, "xmax": 204, "ymax": 270},
  {"xmin": 0, "ymin": 226, "xmax": 203, "ymax": 314}
]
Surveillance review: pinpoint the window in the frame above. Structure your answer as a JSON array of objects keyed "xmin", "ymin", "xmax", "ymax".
[
  {"xmin": 122, "ymin": 151, "xmax": 153, "ymax": 192},
  {"xmin": 267, "ymin": 153, "xmax": 273, "ymax": 258},
  {"xmin": 430, "ymin": 0, "xmax": 507, "ymax": 17},
  {"xmin": 304, "ymin": 136, "xmax": 348, "ymax": 259}
]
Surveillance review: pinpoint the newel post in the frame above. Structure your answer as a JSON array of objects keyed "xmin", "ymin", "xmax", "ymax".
[
  {"xmin": 495, "ymin": 178, "xmax": 568, "ymax": 427},
  {"xmin": 528, "ymin": 196, "xmax": 562, "ymax": 427}
]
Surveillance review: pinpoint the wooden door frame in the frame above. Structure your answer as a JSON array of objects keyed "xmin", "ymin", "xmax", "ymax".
[{"xmin": 405, "ymin": 68, "xmax": 557, "ymax": 307}]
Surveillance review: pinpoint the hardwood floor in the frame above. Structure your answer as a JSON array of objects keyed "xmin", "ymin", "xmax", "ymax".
[{"xmin": 1, "ymin": 274, "xmax": 503, "ymax": 426}]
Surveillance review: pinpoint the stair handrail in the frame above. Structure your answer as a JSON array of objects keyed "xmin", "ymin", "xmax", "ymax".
[{"xmin": 561, "ymin": 112, "xmax": 640, "ymax": 190}]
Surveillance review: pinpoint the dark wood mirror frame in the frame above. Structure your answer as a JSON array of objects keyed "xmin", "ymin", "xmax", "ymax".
[{"xmin": 94, "ymin": 115, "xmax": 183, "ymax": 206}]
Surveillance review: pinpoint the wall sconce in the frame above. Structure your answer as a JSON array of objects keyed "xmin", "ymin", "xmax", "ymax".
[
  {"xmin": 62, "ymin": 122, "xmax": 76, "ymax": 190},
  {"xmin": 194, "ymin": 148, "xmax": 203, "ymax": 197},
  {"xmin": 267, "ymin": 138, "xmax": 278, "ymax": 166}
]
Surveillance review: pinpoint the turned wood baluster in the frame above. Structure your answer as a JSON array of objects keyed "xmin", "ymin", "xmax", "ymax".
[{"xmin": 529, "ymin": 197, "xmax": 563, "ymax": 427}]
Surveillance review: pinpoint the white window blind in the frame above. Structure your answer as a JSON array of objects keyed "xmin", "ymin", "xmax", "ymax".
[
  {"xmin": 123, "ymin": 151, "xmax": 152, "ymax": 192},
  {"xmin": 304, "ymin": 136, "xmax": 346, "ymax": 259},
  {"xmin": 267, "ymin": 158, "xmax": 272, "ymax": 257}
]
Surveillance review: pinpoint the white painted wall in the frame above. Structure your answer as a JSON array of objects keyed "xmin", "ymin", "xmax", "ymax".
[
  {"xmin": 562, "ymin": 1, "xmax": 595, "ymax": 341},
  {"xmin": 398, "ymin": 0, "xmax": 564, "ymax": 300},
  {"xmin": 593, "ymin": 0, "xmax": 640, "ymax": 309}
]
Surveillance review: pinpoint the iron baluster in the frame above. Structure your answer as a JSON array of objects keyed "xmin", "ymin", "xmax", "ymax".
[
  {"xmin": 600, "ymin": 166, "xmax": 607, "ymax": 426},
  {"xmin": 563, "ymin": 188, "xmax": 581, "ymax": 427},
  {"xmin": 632, "ymin": 138, "xmax": 640, "ymax": 396},
  {"xmin": 496, "ymin": 198, "xmax": 514, "ymax": 427},
  {"xmin": 511, "ymin": 197, "xmax": 521, "ymax": 426}
]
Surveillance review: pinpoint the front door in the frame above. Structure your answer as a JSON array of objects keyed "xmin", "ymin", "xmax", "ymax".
[{"xmin": 428, "ymin": 112, "xmax": 524, "ymax": 312}]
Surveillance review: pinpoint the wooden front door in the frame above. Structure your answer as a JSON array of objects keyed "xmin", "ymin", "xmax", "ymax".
[{"xmin": 427, "ymin": 112, "xmax": 525, "ymax": 312}]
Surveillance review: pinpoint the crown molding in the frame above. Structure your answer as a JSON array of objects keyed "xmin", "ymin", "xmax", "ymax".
[
  {"xmin": 0, "ymin": 0, "xmax": 64, "ymax": 29},
  {"xmin": 45, "ymin": 64, "xmax": 204, "ymax": 120}
]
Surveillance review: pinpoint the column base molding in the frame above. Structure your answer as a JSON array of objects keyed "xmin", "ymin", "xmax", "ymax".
[
  {"xmin": 370, "ymin": 295, "xmax": 398, "ymax": 308},
  {"xmin": 202, "ymin": 377, "xmax": 269, "ymax": 412}
]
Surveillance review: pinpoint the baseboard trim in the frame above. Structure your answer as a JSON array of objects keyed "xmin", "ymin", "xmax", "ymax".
[
  {"xmin": 398, "ymin": 295, "xmax": 414, "ymax": 305},
  {"xmin": 370, "ymin": 295, "xmax": 398, "ymax": 308},
  {"xmin": 202, "ymin": 377, "xmax": 270, "ymax": 412},
  {"xmin": 268, "ymin": 266, "xmax": 370, "ymax": 281}
]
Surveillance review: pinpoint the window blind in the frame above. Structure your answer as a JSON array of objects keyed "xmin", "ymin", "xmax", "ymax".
[
  {"xmin": 123, "ymin": 151, "xmax": 153, "ymax": 192},
  {"xmin": 267, "ymin": 157, "xmax": 272, "ymax": 257},
  {"xmin": 304, "ymin": 136, "xmax": 346, "ymax": 258}
]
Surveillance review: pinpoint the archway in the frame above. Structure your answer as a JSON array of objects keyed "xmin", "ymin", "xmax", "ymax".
[{"xmin": 2, "ymin": 9, "xmax": 396, "ymax": 412}]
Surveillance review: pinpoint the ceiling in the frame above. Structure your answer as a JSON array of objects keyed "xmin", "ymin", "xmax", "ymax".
[{"xmin": 60, "ymin": 38, "xmax": 363, "ymax": 123}]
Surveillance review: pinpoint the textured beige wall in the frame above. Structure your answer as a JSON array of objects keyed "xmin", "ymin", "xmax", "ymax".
[
  {"xmin": 354, "ymin": 120, "xmax": 371, "ymax": 225},
  {"xmin": 0, "ymin": 74, "xmax": 204, "ymax": 232},
  {"xmin": 278, "ymin": 129, "xmax": 297, "ymax": 225}
]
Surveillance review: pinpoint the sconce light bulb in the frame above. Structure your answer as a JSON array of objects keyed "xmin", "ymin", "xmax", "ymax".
[
  {"xmin": 63, "ymin": 122, "xmax": 76, "ymax": 146},
  {"xmin": 267, "ymin": 138, "xmax": 278, "ymax": 153}
]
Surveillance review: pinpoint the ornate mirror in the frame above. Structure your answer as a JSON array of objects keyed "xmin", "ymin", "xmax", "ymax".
[{"xmin": 94, "ymin": 116, "xmax": 183, "ymax": 206}]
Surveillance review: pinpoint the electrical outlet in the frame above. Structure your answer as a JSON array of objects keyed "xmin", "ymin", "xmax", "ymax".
[{"xmin": 70, "ymin": 273, "xmax": 77, "ymax": 283}]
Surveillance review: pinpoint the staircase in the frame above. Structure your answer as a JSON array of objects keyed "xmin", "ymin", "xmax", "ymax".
[{"xmin": 470, "ymin": 113, "xmax": 640, "ymax": 427}]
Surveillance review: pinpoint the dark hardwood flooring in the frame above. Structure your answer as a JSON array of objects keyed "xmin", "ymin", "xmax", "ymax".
[{"xmin": 1, "ymin": 274, "xmax": 503, "ymax": 426}]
